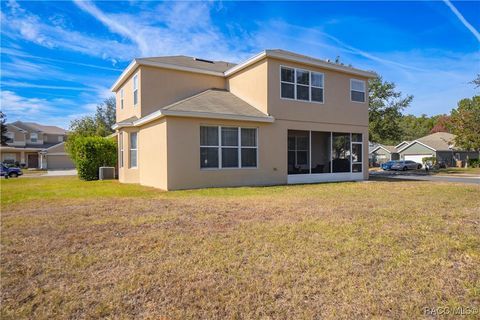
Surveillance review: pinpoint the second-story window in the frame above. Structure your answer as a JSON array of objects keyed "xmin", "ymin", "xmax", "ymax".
[
  {"xmin": 133, "ymin": 74, "xmax": 138, "ymax": 106},
  {"xmin": 120, "ymin": 89, "xmax": 124, "ymax": 109},
  {"xmin": 30, "ymin": 132, "xmax": 38, "ymax": 143},
  {"xmin": 5, "ymin": 132, "xmax": 14, "ymax": 143},
  {"xmin": 281, "ymin": 67, "xmax": 324, "ymax": 103},
  {"xmin": 350, "ymin": 79, "xmax": 366, "ymax": 103}
]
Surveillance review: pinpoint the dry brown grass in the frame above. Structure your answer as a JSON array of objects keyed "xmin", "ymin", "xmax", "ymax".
[{"xmin": 1, "ymin": 177, "xmax": 479, "ymax": 319}]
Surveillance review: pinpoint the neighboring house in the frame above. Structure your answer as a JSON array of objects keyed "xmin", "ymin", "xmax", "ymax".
[
  {"xmin": 370, "ymin": 144, "xmax": 400, "ymax": 165},
  {"xmin": 0, "ymin": 121, "xmax": 75, "ymax": 169},
  {"xmin": 112, "ymin": 49, "xmax": 376, "ymax": 190},
  {"xmin": 397, "ymin": 132, "xmax": 478, "ymax": 166}
]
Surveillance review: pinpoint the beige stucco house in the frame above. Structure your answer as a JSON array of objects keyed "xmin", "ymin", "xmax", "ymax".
[
  {"xmin": 112, "ymin": 49, "xmax": 376, "ymax": 190},
  {"xmin": 1, "ymin": 121, "xmax": 74, "ymax": 169}
]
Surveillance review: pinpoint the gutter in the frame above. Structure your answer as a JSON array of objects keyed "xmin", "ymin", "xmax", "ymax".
[{"xmin": 112, "ymin": 110, "xmax": 275, "ymax": 129}]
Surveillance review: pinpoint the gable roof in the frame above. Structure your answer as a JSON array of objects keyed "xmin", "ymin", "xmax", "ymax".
[
  {"xmin": 11, "ymin": 121, "xmax": 67, "ymax": 135},
  {"xmin": 113, "ymin": 89, "xmax": 274, "ymax": 129},
  {"xmin": 111, "ymin": 49, "xmax": 377, "ymax": 91},
  {"xmin": 395, "ymin": 141, "xmax": 410, "ymax": 148},
  {"xmin": 397, "ymin": 132, "xmax": 456, "ymax": 153},
  {"xmin": 370, "ymin": 145, "xmax": 398, "ymax": 154},
  {"xmin": 138, "ymin": 56, "xmax": 236, "ymax": 73}
]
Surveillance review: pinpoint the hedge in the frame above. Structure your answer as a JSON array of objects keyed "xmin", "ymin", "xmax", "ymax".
[{"xmin": 66, "ymin": 136, "xmax": 117, "ymax": 181}]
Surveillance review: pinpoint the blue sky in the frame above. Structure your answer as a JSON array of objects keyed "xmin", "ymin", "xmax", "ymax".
[{"xmin": 1, "ymin": 0, "xmax": 479, "ymax": 129}]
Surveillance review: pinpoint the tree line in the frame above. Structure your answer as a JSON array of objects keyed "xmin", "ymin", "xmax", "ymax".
[{"xmin": 368, "ymin": 74, "xmax": 479, "ymax": 151}]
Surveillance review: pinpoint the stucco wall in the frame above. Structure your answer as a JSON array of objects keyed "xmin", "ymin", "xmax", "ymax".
[
  {"xmin": 140, "ymin": 66, "xmax": 226, "ymax": 118},
  {"xmin": 117, "ymin": 127, "xmax": 140, "ymax": 183},
  {"xmin": 163, "ymin": 117, "xmax": 368, "ymax": 190},
  {"xmin": 137, "ymin": 118, "xmax": 168, "ymax": 190},
  {"xmin": 115, "ymin": 68, "xmax": 142, "ymax": 122},
  {"xmin": 266, "ymin": 58, "xmax": 370, "ymax": 126},
  {"xmin": 226, "ymin": 59, "xmax": 269, "ymax": 115}
]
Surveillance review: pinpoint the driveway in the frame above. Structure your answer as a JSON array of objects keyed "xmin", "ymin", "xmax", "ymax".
[
  {"xmin": 370, "ymin": 170, "xmax": 480, "ymax": 185},
  {"xmin": 43, "ymin": 169, "xmax": 77, "ymax": 176}
]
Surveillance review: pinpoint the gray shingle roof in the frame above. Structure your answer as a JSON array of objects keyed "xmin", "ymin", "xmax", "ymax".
[
  {"xmin": 416, "ymin": 132, "xmax": 455, "ymax": 151},
  {"xmin": 138, "ymin": 56, "xmax": 236, "ymax": 73},
  {"xmin": 11, "ymin": 121, "xmax": 67, "ymax": 135},
  {"xmin": 160, "ymin": 89, "xmax": 269, "ymax": 118}
]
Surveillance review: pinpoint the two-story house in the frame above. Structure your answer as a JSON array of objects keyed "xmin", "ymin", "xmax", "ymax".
[
  {"xmin": 111, "ymin": 49, "xmax": 376, "ymax": 190},
  {"xmin": 1, "ymin": 121, "xmax": 75, "ymax": 170}
]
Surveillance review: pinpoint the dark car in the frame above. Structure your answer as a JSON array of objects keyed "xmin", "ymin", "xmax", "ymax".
[
  {"xmin": 381, "ymin": 160, "xmax": 398, "ymax": 171},
  {"xmin": 391, "ymin": 160, "xmax": 422, "ymax": 171},
  {"xmin": 1, "ymin": 163, "xmax": 23, "ymax": 178}
]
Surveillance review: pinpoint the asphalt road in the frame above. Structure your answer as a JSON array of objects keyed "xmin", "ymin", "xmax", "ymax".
[{"xmin": 370, "ymin": 171, "xmax": 480, "ymax": 185}]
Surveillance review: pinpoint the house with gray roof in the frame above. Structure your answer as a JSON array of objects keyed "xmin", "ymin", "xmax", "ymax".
[{"xmin": 1, "ymin": 121, "xmax": 74, "ymax": 169}]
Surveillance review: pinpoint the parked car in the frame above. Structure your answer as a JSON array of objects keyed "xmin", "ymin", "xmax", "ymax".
[
  {"xmin": 1, "ymin": 163, "xmax": 23, "ymax": 178},
  {"xmin": 391, "ymin": 160, "xmax": 422, "ymax": 171},
  {"xmin": 381, "ymin": 160, "xmax": 398, "ymax": 171}
]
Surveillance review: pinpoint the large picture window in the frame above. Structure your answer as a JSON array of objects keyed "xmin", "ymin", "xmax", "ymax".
[
  {"xmin": 281, "ymin": 66, "xmax": 324, "ymax": 103},
  {"xmin": 200, "ymin": 126, "xmax": 257, "ymax": 169},
  {"xmin": 350, "ymin": 79, "xmax": 366, "ymax": 103}
]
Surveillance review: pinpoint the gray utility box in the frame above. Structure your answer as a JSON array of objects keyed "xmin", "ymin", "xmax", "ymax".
[{"xmin": 99, "ymin": 167, "xmax": 116, "ymax": 180}]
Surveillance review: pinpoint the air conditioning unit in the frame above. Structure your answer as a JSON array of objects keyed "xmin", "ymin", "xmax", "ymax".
[{"xmin": 99, "ymin": 167, "xmax": 115, "ymax": 180}]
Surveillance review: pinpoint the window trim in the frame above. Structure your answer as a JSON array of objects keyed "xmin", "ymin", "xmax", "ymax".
[
  {"xmin": 119, "ymin": 132, "xmax": 124, "ymax": 168},
  {"xmin": 5, "ymin": 131, "xmax": 14, "ymax": 142},
  {"xmin": 58, "ymin": 136, "xmax": 64, "ymax": 142},
  {"xmin": 280, "ymin": 65, "xmax": 325, "ymax": 104},
  {"xmin": 120, "ymin": 88, "xmax": 124, "ymax": 110},
  {"xmin": 30, "ymin": 132, "xmax": 38, "ymax": 143},
  {"xmin": 350, "ymin": 79, "xmax": 366, "ymax": 103},
  {"xmin": 200, "ymin": 125, "xmax": 258, "ymax": 170},
  {"xmin": 133, "ymin": 73, "xmax": 139, "ymax": 107},
  {"xmin": 129, "ymin": 132, "xmax": 138, "ymax": 169}
]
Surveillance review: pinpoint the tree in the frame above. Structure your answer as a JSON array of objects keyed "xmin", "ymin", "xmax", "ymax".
[
  {"xmin": 69, "ymin": 136, "xmax": 117, "ymax": 180},
  {"xmin": 368, "ymin": 75, "xmax": 413, "ymax": 145},
  {"xmin": 69, "ymin": 97, "xmax": 116, "ymax": 137},
  {"xmin": 94, "ymin": 97, "xmax": 116, "ymax": 137},
  {"xmin": 471, "ymin": 74, "xmax": 480, "ymax": 88},
  {"xmin": 0, "ymin": 111, "xmax": 8, "ymax": 146},
  {"xmin": 449, "ymin": 96, "xmax": 480, "ymax": 151},
  {"xmin": 430, "ymin": 115, "xmax": 451, "ymax": 134}
]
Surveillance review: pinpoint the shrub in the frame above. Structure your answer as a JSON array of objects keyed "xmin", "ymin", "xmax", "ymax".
[
  {"xmin": 468, "ymin": 158, "xmax": 480, "ymax": 168},
  {"xmin": 67, "ymin": 136, "xmax": 117, "ymax": 180},
  {"xmin": 422, "ymin": 156, "xmax": 436, "ymax": 164}
]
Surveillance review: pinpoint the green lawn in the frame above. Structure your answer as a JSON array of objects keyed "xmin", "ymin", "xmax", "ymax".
[
  {"xmin": 434, "ymin": 167, "xmax": 480, "ymax": 176},
  {"xmin": 1, "ymin": 177, "xmax": 479, "ymax": 319}
]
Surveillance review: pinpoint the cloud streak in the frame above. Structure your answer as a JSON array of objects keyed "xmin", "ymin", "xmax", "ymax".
[{"xmin": 443, "ymin": 0, "xmax": 480, "ymax": 42}]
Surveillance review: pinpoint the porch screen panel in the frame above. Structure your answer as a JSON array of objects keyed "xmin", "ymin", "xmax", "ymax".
[
  {"xmin": 311, "ymin": 131, "xmax": 331, "ymax": 173},
  {"xmin": 332, "ymin": 132, "xmax": 350, "ymax": 173},
  {"xmin": 288, "ymin": 130, "xmax": 310, "ymax": 174}
]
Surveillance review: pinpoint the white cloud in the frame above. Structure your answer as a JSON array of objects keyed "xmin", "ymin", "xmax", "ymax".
[{"xmin": 443, "ymin": 0, "xmax": 480, "ymax": 42}]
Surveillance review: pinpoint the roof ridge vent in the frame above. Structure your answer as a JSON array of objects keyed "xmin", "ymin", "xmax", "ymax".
[{"xmin": 194, "ymin": 57, "xmax": 214, "ymax": 64}]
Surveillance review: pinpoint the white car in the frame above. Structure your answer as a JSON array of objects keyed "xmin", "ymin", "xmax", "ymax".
[{"xmin": 391, "ymin": 160, "xmax": 422, "ymax": 171}]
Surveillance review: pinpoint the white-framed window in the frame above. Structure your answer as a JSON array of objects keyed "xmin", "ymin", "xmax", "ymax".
[
  {"xmin": 281, "ymin": 66, "xmax": 324, "ymax": 103},
  {"xmin": 119, "ymin": 132, "xmax": 124, "ymax": 168},
  {"xmin": 133, "ymin": 74, "xmax": 138, "ymax": 106},
  {"xmin": 350, "ymin": 79, "xmax": 366, "ymax": 103},
  {"xmin": 5, "ymin": 132, "xmax": 14, "ymax": 143},
  {"xmin": 129, "ymin": 132, "xmax": 137, "ymax": 168},
  {"xmin": 120, "ymin": 88, "xmax": 124, "ymax": 110},
  {"xmin": 200, "ymin": 126, "xmax": 257, "ymax": 169},
  {"xmin": 58, "ymin": 136, "xmax": 64, "ymax": 142},
  {"xmin": 30, "ymin": 132, "xmax": 38, "ymax": 143}
]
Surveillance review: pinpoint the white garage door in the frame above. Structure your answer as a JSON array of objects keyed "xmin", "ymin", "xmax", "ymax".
[{"xmin": 404, "ymin": 154, "xmax": 432, "ymax": 166}]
